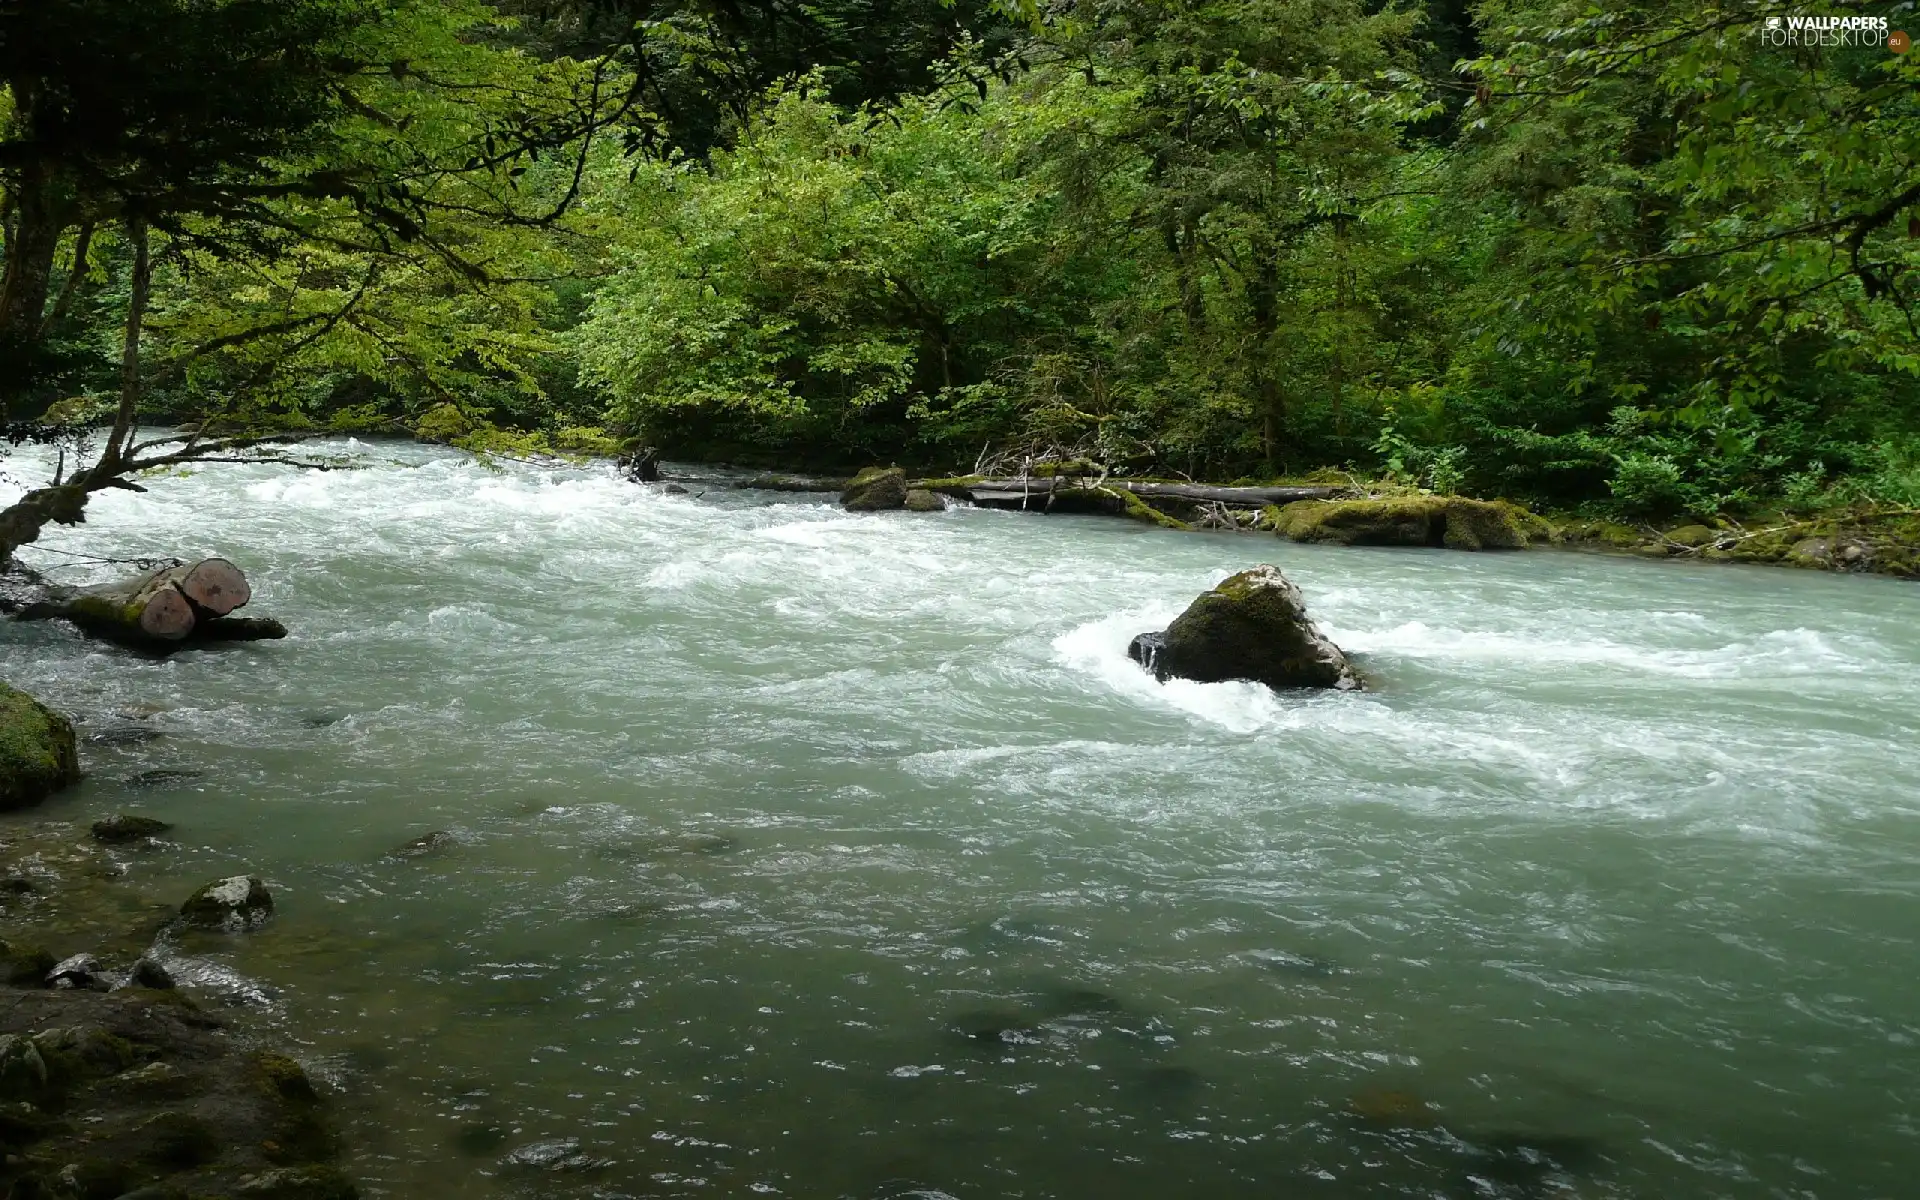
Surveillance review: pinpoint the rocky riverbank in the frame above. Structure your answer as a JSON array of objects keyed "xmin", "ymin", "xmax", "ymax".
[
  {"xmin": 0, "ymin": 818, "xmax": 359, "ymax": 1200},
  {"xmin": 0, "ymin": 979, "xmax": 357, "ymax": 1199},
  {"xmin": 744, "ymin": 464, "xmax": 1919, "ymax": 581}
]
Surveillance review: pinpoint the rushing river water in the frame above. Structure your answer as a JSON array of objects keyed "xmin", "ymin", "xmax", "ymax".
[{"xmin": 3, "ymin": 439, "xmax": 1919, "ymax": 1199}]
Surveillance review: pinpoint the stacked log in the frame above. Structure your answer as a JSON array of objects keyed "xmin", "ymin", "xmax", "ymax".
[{"xmin": 18, "ymin": 558, "xmax": 284, "ymax": 653}]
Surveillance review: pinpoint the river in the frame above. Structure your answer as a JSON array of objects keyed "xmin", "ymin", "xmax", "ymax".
[{"xmin": 3, "ymin": 439, "xmax": 1917, "ymax": 1199}]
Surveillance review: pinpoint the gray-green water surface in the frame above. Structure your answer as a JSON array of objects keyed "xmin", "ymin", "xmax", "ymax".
[{"xmin": 4, "ymin": 440, "xmax": 1918, "ymax": 1199}]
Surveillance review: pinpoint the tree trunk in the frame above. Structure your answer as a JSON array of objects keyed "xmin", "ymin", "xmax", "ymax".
[
  {"xmin": 0, "ymin": 216, "xmax": 153, "ymax": 564},
  {"xmin": 0, "ymin": 164, "xmax": 64, "ymax": 363},
  {"xmin": 41, "ymin": 220, "xmax": 95, "ymax": 335},
  {"xmin": 97, "ymin": 216, "xmax": 152, "ymax": 472},
  {"xmin": 16, "ymin": 558, "xmax": 265, "ymax": 653},
  {"xmin": 931, "ymin": 477, "xmax": 1343, "ymax": 508}
]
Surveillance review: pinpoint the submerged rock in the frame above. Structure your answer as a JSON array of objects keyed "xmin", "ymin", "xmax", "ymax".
[
  {"xmin": 387, "ymin": 831, "xmax": 457, "ymax": 860},
  {"xmin": 500, "ymin": 1136, "xmax": 614, "ymax": 1173},
  {"xmin": 181, "ymin": 875, "xmax": 274, "ymax": 931},
  {"xmin": 1271, "ymin": 496, "xmax": 1543, "ymax": 550},
  {"xmin": 0, "ymin": 682, "xmax": 81, "ymax": 811},
  {"xmin": 85, "ymin": 725, "xmax": 165, "ymax": 746},
  {"xmin": 1348, "ymin": 1088, "xmax": 1437, "ymax": 1128},
  {"xmin": 597, "ymin": 832, "xmax": 739, "ymax": 861},
  {"xmin": 1035, "ymin": 986, "xmax": 1124, "ymax": 1017},
  {"xmin": 1133, "ymin": 1064, "xmax": 1206, "ymax": 1104},
  {"xmin": 1128, "ymin": 566, "xmax": 1360, "ymax": 692},
  {"xmin": 841, "ymin": 466, "xmax": 909, "ymax": 512},
  {"xmin": 93, "ymin": 813, "xmax": 174, "ymax": 843},
  {"xmin": 868, "ymin": 1182, "xmax": 961, "ymax": 1200},
  {"xmin": 1459, "ymin": 1130, "xmax": 1604, "ymax": 1192},
  {"xmin": 945, "ymin": 1009, "xmax": 1046, "ymax": 1047},
  {"xmin": 904, "ymin": 488, "xmax": 946, "ymax": 512},
  {"xmin": 127, "ymin": 768, "xmax": 205, "ymax": 789},
  {"xmin": 453, "ymin": 1121, "xmax": 509, "ymax": 1155},
  {"xmin": 1245, "ymin": 948, "xmax": 1344, "ymax": 977}
]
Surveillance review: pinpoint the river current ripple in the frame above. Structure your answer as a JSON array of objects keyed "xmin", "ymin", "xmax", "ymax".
[{"xmin": 3, "ymin": 439, "xmax": 1918, "ymax": 1199}]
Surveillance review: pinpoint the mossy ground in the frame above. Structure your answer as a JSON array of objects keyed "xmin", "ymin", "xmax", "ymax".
[{"xmin": 1556, "ymin": 508, "xmax": 1920, "ymax": 578}]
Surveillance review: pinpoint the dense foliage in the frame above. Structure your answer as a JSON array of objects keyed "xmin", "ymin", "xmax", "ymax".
[{"xmin": 5, "ymin": 0, "xmax": 1918, "ymax": 521}]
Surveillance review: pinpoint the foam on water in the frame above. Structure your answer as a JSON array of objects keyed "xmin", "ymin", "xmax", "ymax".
[{"xmin": 4, "ymin": 438, "xmax": 1920, "ymax": 1199}]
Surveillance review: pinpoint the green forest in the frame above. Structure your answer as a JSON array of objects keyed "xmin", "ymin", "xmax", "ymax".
[{"xmin": 5, "ymin": 0, "xmax": 1919, "ymax": 527}]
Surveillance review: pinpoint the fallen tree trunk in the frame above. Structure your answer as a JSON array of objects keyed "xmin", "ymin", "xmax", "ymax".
[
  {"xmin": 172, "ymin": 556, "xmax": 251, "ymax": 615},
  {"xmin": 194, "ymin": 615, "xmax": 288, "ymax": 643},
  {"xmin": 16, "ymin": 557, "xmax": 272, "ymax": 653},
  {"xmin": 932, "ymin": 477, "xmax": 1346, "ymax": 508}
]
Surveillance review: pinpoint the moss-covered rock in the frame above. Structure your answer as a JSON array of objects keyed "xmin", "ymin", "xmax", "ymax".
[
  {"xmin": 1127, "ymin": 565, "xmax": 1361, "ymax": 692},
  {"xmin": 0, "ymin": 982, "xmax": 358, "ymax": 1200},
  {"xmin": 130, "ymin": 1110, "xmax": 221, "ymax": 1169},
  {"xmin": 1272, "ymin": 496, "xmax": 1537, "ymax": 550},
  {"xmin": 1556, "ymin": 508, "xmax": 1919, "ymax": 579},
  {"xmin": 180, "ymin": 876, "xmax": 273, "ymax": 931},
  {"xmin": 254, "ymin": 1054, "xmax": 319, "ymax": 1105},
  {"xmin": 1557, "ymin": 519, "xmax": 1643, "ymax": 549},
  {"xmin": 0, "ymin": 940, "xmax": 58, "ymax": 988},
  {"xmin": 92, "ymin": 814, "xmax": 172, "ymax": 843},
  {"xmin": 841, "ymin": 466, "xmax": 908, "ymax": 511},
  {"xmin": 38, "ymin": 394, "xmax": 114, "ymax": 425},
  {"xmin": 411, "ymin": 403, "xmax": 472, "ymax": 445},
  {"xmin": 903, "ymin": 488, "xmax": 945, "ymax": 512},
  {"xmin": 0, "ymin": 683, "xmax": 81, "ymax": 811},
  {"xmin": 1664, "ymin": 524, "xmax": 1717, "ymax": 548}
]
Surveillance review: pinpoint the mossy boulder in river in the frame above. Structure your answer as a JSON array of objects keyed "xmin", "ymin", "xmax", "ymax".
[
  {"xmin": 841, "ymin": 466, "xmax": 908, "ymax": 511},
  {"xmin": 1272, "ymin": 496, "xmax": 1543, "ymax": 550},
  {"xmin": 1128, "ymin": 566, "xmax": 1361, "ymax": 692},
  {"xmin": 904, "ymin": 488, "xmax": 946, "ymax": 512},
  {"xmin": 181, "ymin": 876, "xmax": 274, "ymax": 931},
  {"xmin": 0, "ymin": 682, "xmax": 81, "ymax": 811},
  {"xmin": 93, "ymin": 813, "xmax": 173, "ymax": 843}
]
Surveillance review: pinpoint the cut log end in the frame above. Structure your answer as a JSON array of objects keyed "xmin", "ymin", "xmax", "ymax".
[
  {"xmin": 137, "ymin": 586, "xmax": 196, "ymax": 640},
  {"xmin": 15, "ymin": 557, "xmax": 272, "ymax": 653},
  {"xmin": 180, "ymin": 557, "xmax": 251, "ymax": 616}
]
